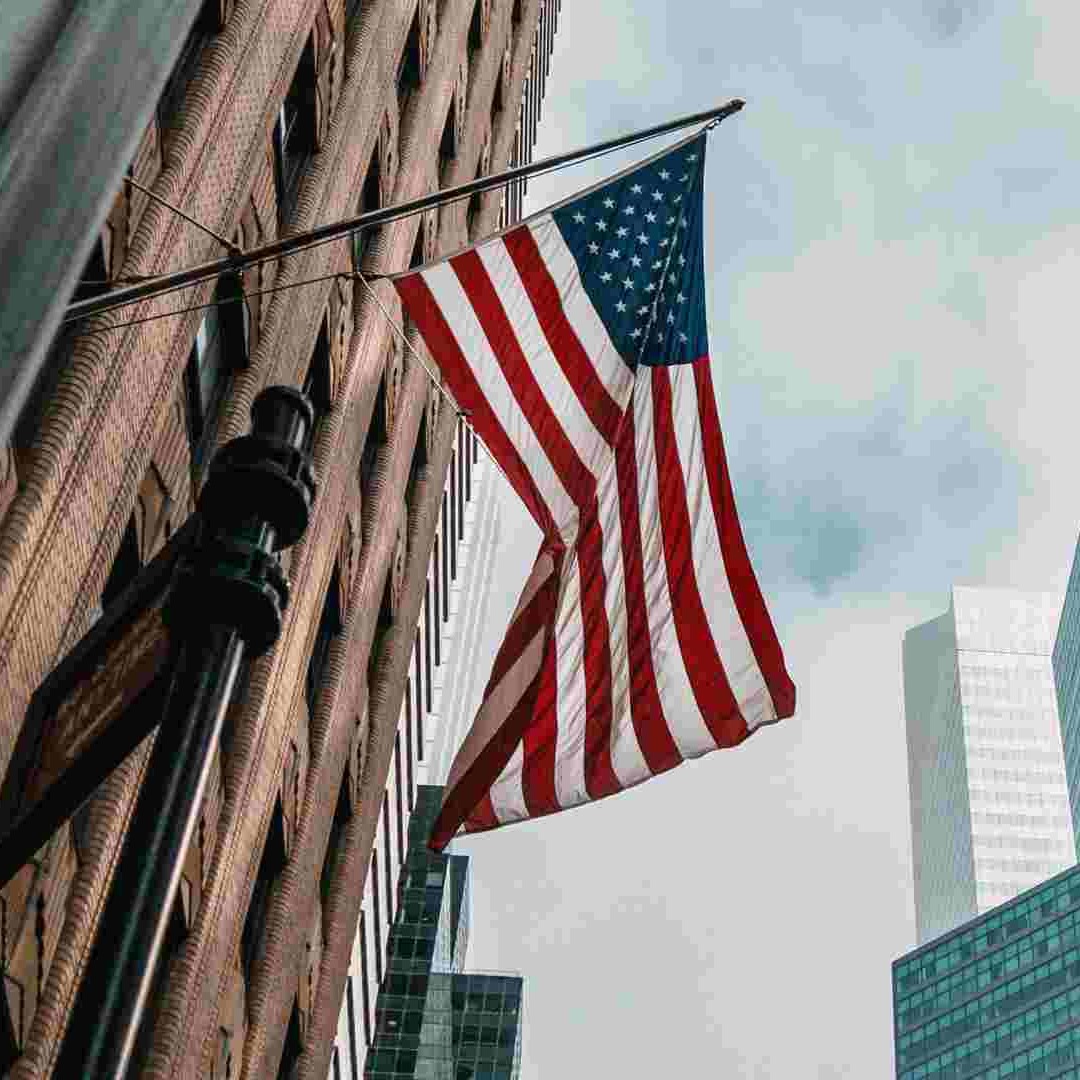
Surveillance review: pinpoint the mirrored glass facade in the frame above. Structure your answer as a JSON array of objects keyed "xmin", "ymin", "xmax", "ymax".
[
  {"xmin": 364, "ymin": 786, "xmax": 524, "ymax": 1080},
  {"xmin": 1053, "ymin": 542, "xmax": 1080, "ymax": 861},
  {"xmin": 905, "ymin": 588, "xmax": 1075, "ymax": 944},
  {"xmin": 893, "ymin": 863, "xmax": 1080, "ymax": 1080}
]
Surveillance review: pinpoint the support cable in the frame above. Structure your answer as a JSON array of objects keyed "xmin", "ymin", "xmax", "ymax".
[{"xmin": 124, "ymin": 176, "xmax": 243, "ymax": 256}]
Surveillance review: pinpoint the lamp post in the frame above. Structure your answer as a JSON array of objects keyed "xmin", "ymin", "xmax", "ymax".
[{"xmin": 53, "ymin": 385, "xmax": 316, "ymax": 1079}]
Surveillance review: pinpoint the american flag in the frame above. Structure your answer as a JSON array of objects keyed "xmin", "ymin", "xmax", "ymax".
[{"xmin": 393, "ymin": 131, "xmax": 795, "ymax": 851}]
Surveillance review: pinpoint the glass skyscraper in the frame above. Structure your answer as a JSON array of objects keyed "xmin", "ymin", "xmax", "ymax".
[
  {"xmin": 1053, "ymin": 542, "xmax": 1080, "ymax": 860},
  {"xmin": 893, "ymin": 863, "xmax": 1080, "ymax": 1080},
  {"xmin": 363, "ymin": 786, "xmax": 524, "ymax": 1079},
  {"xmin": 905, "ymin": 587, "xmax": 1075, "ymax": 945}
]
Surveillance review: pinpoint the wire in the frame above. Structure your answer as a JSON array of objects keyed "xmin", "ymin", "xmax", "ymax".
[{"xmin": 63, "ymin": 123, "xmax": 692, "ymax": 325}]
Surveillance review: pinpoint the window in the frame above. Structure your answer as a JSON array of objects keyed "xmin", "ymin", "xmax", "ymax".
[
  {"xmin": 241, "ymin": 804, "xmax": 287, "ymax": 981},
  {"xmin": 306, "ymin": 564, "xmax": 343, "ymax": 719},
  {"xmin": 72, "ymin": 238, "xmax": 110, "ymax": 303},
  {"xmin": 439, "ymin": 97, "xmax": 457, "ymax": 165},
  {"xmin": 352, "ymin": 148, "xmax": 382, "ymax": 271},
  {"xmin": 274, "ymin": 35, "xmax": 318, "ymax": 220},
  {"xmin": 101, "ymin": 515, "xmax": 141, "ymax": 611},
  {"xmin": 345, "ymin": 0, "xmax": 363, "ymax": 24},
  {"xmin": 276, "ymin": 999, "xmax": 303, "ymax": 1080},
  {"xmin": 320, "ymin": 778, "xmax": 351, "ymax": 906},
  {"xmin": 302, "ymin": 315, "xmax": 333, "ymax": 435},
  {"xmin": 397, "ymin": 10, "xmax": 422, "ymax": 99},
  {"xmin": 468, "ymin": 0, "xmax": 483, "ymax": 52},
  {"xmin": 184, "ymin": 273, "xmax": 247, "ymax": 465}
]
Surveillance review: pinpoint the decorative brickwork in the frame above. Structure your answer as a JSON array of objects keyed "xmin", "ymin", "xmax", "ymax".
[{"xmin": 0, "ymin": 0, "xmax": 558, "ymax": 1075}]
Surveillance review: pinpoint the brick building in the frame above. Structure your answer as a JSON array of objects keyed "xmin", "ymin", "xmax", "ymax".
[{"xmin": 0, "ymin": 0, "xmax": 558, "ymax": 1075}]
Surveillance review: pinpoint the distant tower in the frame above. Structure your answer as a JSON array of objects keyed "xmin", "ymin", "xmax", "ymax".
[
  {"xmin": 1053, "ymin": 540, "xmax": 1080, "ymax": 858},
  {"xmin": 904, "ymin": 586, "xmax": 1075, "ymax": 945}
]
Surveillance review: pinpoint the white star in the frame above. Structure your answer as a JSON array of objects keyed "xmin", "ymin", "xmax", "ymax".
[
  {"xmin": 651, "ymin": 190, "xmax": 664, "ymax": 202},
  {"xmin": 673, "ymin": 195, "xmax": 682, "ymax": 204},
  {"xmin": 630, "ymin": 327, "xmax": 643, "ymax": 339},
  {"xmin": 687, "ymin": 154, "xmax": 698, "ymax": 162},
  {"xmin": 623, "ymin": 205, "xmax": 636, "ymax": 216},
  {"xmin": 680, "ymin": 173, "xmax": 689, "ymax": 183},
  {"xmin": 667, "ymin": 311, "xmax": 675, "ymax": 324},
  {"xmin": 659, "ymin": 169, "xmax": 671, "ymax": 180},
  {"xmin": 645, "ymin": 211, "xmax": 657, "ymax": 223},
  {"xmin": 659, "ymin": 238, "xmax": 670, "ymax": 247},
  {"xmin": 608, "ymin": 248, "xmax": 621, "ymax": 260},
  {"xmin": 668, "ymin": 274, "xmax": 677, "ymax": 284},
  {"xmin": 676, "ymin": 292, "xmax": 686, "ymax": 304},
  {"xmin": 679, "ymin": 217, "xmax": 688, "ymax": 228},
  {"xmin": 622, "ymin": 277, "xmax": 634, "ymax": 290},
  {"xmin": 616, "ymin": 226, "xmax": 629, "ymax": 238},
  {"xmin": 631, "ymin": 183, "xmax": 643, "ymax": 194},
  {"xmin": 596, "ymin": 220, "xmax": 607, "ymax": 231},
  {"xmin": 657, "ymin": 332, "xmax": 664, "ymax": 343},
  {"xmin": 636, "ymin": 232, "xmax": 649, "ymax": 245},
  {"xmin": 616, "ymin": 300, "xmax": 627, "ymax": 312},
  {"xmin": 645, "ymin": 282, "xmax": 656, "ymax": 293},
  {"xmin": 677, "ymin": 254, "xmax": 686, "ymax": 266},
  {"xmin": 603, "ymin": 197, "xmax": 616, "ymax": 209},
  {"xmin": 678, "ymin": 331, "xmax": 688, "ymax": 343},
  {"xmin": 653, "ymin": 260, "xmax": 663, "ymax": 270},
  {"xmin": 630, "ymin": 255, "xmax": 642, "ymax": 268},
  {"xmin": 638, "ymin": 305, "xmax": 649, "ymax": 315},
  {"xmin": 588, "ymin": 242, "xmax": 600, "ymax": 254},
  {"xmin": 573, "ymin": 211, "xmax": 586, "ymax": 224},
  {"xmin": 600, "ymin": 271, "xmax": 612, "ymax": 282},
  {"xmin": 667, "ymin": 216, "xmax": 677, "ymax": 226}
]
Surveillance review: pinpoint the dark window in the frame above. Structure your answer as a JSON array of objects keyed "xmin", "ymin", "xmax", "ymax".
[
  {"xmin": 273, "ymin": 36, "xmax": 318, "ymax": 221},
  {"xmin": 306, "ymin": 563, "xmax": 343, "ymax": 719},
  {"xmin": 303, "ymin": 315, "xmax": 333, "ymax": 433},
  {"xmin": 241, "ymin": 803, "xmax": 287, "ymax": 981},
  {"xmin": 352, "ymin": 149, "xmax": 382, "ymax": 271},
  {"xmin": 101, "ymin": 515, "xmax": 141, "ymax": 611},
  {"xmin": 382, "ymin": 795, "xmax": 393, "ymax": 901},
  {"xmin": 467, "ymin": 190, "xmax": 484, "ymax": 238},
  {"xmin": 358, "ymin": 917, "xmax": 372, "ymax": 1047},
  {"xmin": 492, "ymin": 66, "xmax": 505, "ymax": 114},
  {"xmin": 371, "ymin": 852, "xmax": 382, "ymax": 982},
  {"xmin": 184, "ymin": 273, "xmax": 247, "ymax": 466},
  {"xmin": 156, "ymin": 10, "xmax": 212, "ymax": 150},
  {"xmin": 397, "ymin": 11, "xmax": 422, "ymax": 98},
  {"xmin": 72, "ymin": 237, "xmax": 110, "ymax": 303},
  {"xmin": 439, "ymin": 98, "xmax": 457, "ymax": 165},
  {"xmin": 346, "ymin": 0, "xmax": 363, "ymax": 25},
  {"xmin": 409, "ymin": 222, "xmax": 427, "ymax": 271},
  {"xmin": 359, "ymin": 373, "xmax": 387, "ymax": 502},
  {"xmin": 276, "ymin": 1000, "xmax": 303, "ymax": 1080},
  {"xmin": 321, "ymin": 777, "xmax": 351, "ymax": 906},
  {"xmin": 468, "ymin": 0, "xmax": 483, "ymax": 52},
  {"xmin": 394, "ymin": 737, "xmax": 405, "ymax": 863},
  {"xmin": 331, "ymin": 1046, "xmax": 342, "ymax": 1080}
]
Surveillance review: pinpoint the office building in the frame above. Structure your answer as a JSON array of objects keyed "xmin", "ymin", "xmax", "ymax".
[
  {"xmin": 1053, "ymin": 540, "xmax": 1080, "ymax": 860},
  {"xmin": 893, "ymin": 862, "xmax": 1080, "ymax": 1080},
  {"xmin": 0, "ymin": 0, "xmax": 557, "ymax": 1074},
  {"xmin": 905, "ymin": 587, "xmax": 1075, "ymax": 945}
]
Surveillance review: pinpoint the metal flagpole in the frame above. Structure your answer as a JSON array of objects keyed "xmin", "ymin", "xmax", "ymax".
[{"xmin": 63, "ymin": 99, "xmax": 745, "ymax": 326}]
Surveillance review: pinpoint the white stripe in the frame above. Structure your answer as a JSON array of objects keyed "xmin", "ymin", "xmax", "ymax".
[
  {"xmin": 594, "ymin": 454, "xmax": 651, "ymax": 788},
  {"xmin": 421, "ymin": 261, "xmax": 579, "ymax": 539},
  {"xmin": 551, "ymin": 550, "xmax": 589, "ymax": 809},
  {"xmin": 476, "ymin": 239, "xmax": 612, "ymax": 484},
  {"xmin": 489, "ymin": 740, "xmax": 529, "ymax": 824},
  {"xmin": 633, "ymin": 372, "xmax": 716, "ymax": 758},
  {"xmin": 528, "ymin": 217, "xmax": 635, "ymax": 410},
  {"xmin": 668, "ymin": 366, "xmax": 776, "ymax": 732}
]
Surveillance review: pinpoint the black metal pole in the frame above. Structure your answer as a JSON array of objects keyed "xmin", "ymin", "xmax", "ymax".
[
  {"xmin": 54, "ymin": 386, "xmax": 317, "ymax": 1078},
  {"xmin": 53, "ymin": 627, "xmax": 243, "ymax": 1077},
  {"xmin": 63, "ymin": 99, "xmax": 746, "ymax": 325}
]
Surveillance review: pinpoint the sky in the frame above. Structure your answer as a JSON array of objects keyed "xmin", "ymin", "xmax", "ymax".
[{"xmin": 456, "ymin": 3, "xmax": 1080, "ymax": 1077}]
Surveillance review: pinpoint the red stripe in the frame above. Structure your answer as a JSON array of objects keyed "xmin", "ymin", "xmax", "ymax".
[
  {"xmin": 427, "ymin": 547, "xmax": 562, "ymax": 851},
  {"xmin": 521, "ymin": 614, "xmax": 560, "ymax": 816},
  {"xmin": 394, "ymin": 273, "xmax": 560, "ymax": 539},
  {"xmin": 612, "ymin": 403, "xmax": 682, "ymax": 774},
  {"xmin": 503, "ymin": 225, "xmax": 625, "ymax": 446},
  {"xmin": 451, "ymin": 250, "xmax": 597, "ymax": 513},
  {"xmin": 464, "ymin": 793, "xmax": 498, "ymax": 833},
  {"xmin": 485, "ymin": 566, "xmax": 558, "ymax": 691},
  {"xmin": 651, "ymin": 367, "xmax": 747, "ymax": 748},
  {"xmin": 575, "ymin": 509, "xmax": 621, "ymax": 798},
  {"xmin": 693, "ymin": 360, "xmax": 796, "ymax": 718}
]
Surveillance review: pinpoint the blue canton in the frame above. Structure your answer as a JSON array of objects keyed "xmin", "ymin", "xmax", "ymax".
[{"xmin": 551, "ymin": 133, "xmax": 708, "ymax": 368}]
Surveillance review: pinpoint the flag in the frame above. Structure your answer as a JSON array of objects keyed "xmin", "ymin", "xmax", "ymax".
[{"xmin": 392, "ymin": 131, "xmax": 796, "ymax": 851}]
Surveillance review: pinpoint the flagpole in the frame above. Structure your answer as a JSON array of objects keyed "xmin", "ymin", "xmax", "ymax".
[{"xmin": 63, "ymin": 99, "xmax": 745, "ymax": 325}]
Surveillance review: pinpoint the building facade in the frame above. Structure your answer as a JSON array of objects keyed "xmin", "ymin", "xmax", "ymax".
[
  {"xmin": 893, "ymin": 862, "xmax": 1080, "ymax": 1080},
  {"xmin": 905, "ymin": 587, "xmax": 1075, "ymax": 946},
  {"xmin": 1053, "ymin": 542, "xmax": 1080, "ymax": 862},
  {"xmin": 0, "ymin": 0, "xmax": 558, "ymax": 1075},
  {"xmin": 345, "ymin": 786, "xmax": 523, "ymax": 1080}
]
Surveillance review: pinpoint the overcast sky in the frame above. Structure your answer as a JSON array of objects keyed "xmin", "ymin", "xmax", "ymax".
[{"xmin": 456, "ymin": 3, "xmax": 1080, "ymax": 1076}]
